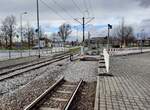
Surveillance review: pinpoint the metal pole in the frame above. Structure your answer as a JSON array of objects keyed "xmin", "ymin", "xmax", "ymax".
[
  {"xmin": 141, "ymin": 40, "xmax": 143, "ymax": 53},
  {"xmin": 9, "ymin": 49, "xmax": 11, "ymax": 59},
  {"xmin": 77, "ymin": 27, "xmax": 78, "ymax": 42},
  {"xmin": 82, "ymin": 17, "xmax": 85, "ymax": 54},
  {"xmin": 83, "ymin": 17, "xmax": 85, "ymax": 43},
  {"xmin": 141, "ymin": 31, "xmax": 143, "ymax": 53},
  {"xmin": 37, "ymin": 0, "xmax": 40, "ymax": 58},
  {"xmin": 107, "ymin": 27, "xmax": 110, "ymax": 51},
  {"xmin": 121, "ymin": 18, "xmax": 124, "ymax": 48},
  {"xmin": 20, "ymin": 14, "xmax": 23, "ymax": 57},
  {"xmin": 88, "ymin": 31, "xmax": 90, "ymax": 48},
  {"xmin": 73, "ymin": 17, "xmax": 94, "ymax": 55},
  {"xmin": 20, "ymin": 12, "xmax": 27, "ymax": 58},
  {"xmin": 75, "ymin": 26, "xmax": 78, "ymax": 42},
  {"xmin": 140, "ymin": 29, "xmax": 144, "ymax": 53}
]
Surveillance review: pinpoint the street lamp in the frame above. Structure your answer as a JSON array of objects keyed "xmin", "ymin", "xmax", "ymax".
[
  {"xmin": 140, "ymin": 29, "xmax": 145, "ymax": 53},
  {"xmin": 36, "ymin": 0, "xmax": 40, "ymax": 58},
  {"xmin": 20, "ymin": 12, "xmax": 27, "ymax": 57}
]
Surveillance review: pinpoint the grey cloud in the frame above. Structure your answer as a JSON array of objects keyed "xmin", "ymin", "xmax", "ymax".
[
  {"xmin": 0, "ymin": 0, "xmax": 150, "ymax": 35},
  {"xmin": 0, "ymin": 0, "xmax": 146, "ymax": 19},
  {"xmin": 142, "ymin": 19, "xmax": 150, "ymax": 23},
  {"xmin": 135, "ymin": 0, "xmax": 150, "ymax": 7},
  {"xmin": 137, "ymin": 19, "xmax": 150, "ymax": 33}
]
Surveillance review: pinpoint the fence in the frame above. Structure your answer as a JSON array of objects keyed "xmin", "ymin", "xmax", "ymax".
[
  {"xmin": 103, "ymin": 48, "xmax": 110, "ymax": 73},
  {"xmin": 109, "ymin": 47, "xmax": 150, "ymax": 56},
  {"xmin": 0, "ymin": 47, "xmax": 68, "ymax": 61}
]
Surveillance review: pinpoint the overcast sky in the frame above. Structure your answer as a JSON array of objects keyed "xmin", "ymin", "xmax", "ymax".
[{"xmin": 0, "ymin": 0, "xmax": 150, "ymax": 40}]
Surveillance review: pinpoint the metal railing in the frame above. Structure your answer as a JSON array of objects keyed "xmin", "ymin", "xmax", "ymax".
[
  {"xmin": 109, "ymin": 47, "xmax": 150, "ymax": 56},
  {"xmin": 0, "ymin": 47, "xmax": 69, "ymax": 61}
]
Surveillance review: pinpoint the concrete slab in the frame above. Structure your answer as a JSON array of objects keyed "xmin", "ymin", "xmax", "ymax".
[{"xmin": 95, "ymin": 53, "xmax": 150, "ymax": 110}]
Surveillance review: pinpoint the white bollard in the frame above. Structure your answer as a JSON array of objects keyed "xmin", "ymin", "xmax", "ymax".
[{"xmin": 103, "ymin": 48, "xmax": 110, "ymax": 73}]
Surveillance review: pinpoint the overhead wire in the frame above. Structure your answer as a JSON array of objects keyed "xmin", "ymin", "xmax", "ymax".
[
  {"xmin": 51, "ymin": 0, "xmax": 75, "ymax": 20},
  {"xmin": 83, "ymin": 0, "xmax": 89, "ymax": 11},
  {"xmin": 83, "ymin": 0, "xmax": 90, "ymax": 17},
  {"xmin": 48, "ymin": 0, "xmax": 84, "ymax": 25},
  {"xmin": 39, "ymin": 0, "xmax": 83, "ymax": 30},
  {"xmin": 39, "ymin": 0, "xmax": 68, "ymax": 21},
  {"xmin": 39, "ymin": 0, "xmax": 96, "ymax": 29},
  {"xmin": 87, "ymin": 0, "xmax": 94, "ymax": 17},
  {"xmin": 71, "ymin": 0, "xmax": 83, "ymax": 16}
]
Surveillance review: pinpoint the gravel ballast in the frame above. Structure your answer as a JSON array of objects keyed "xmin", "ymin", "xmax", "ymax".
[
  {"xmin": 62, "ymin": 60, "xmax": 98, "ymax": 82},
  {"xmin": 0, "ymin": 55, "xmax": 98, "ymax": 110},
  {"xmin": 0, "ymin": 58, "xmax": 70, "ymax": 110},
  {"xmin": 0, "ymin": 56, "xmax": 41, "ymax": 69},
  {"xmin": 70, "ymin": 82, "xmax": 96, "ymax": 110}
]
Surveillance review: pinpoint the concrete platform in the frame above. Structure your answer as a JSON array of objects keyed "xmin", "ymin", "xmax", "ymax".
[
  {"xmin": 95, "ymin": 76, "xmax": 150, "ymax": 110},
  {"xmin": 95, "ymin": 53, "xmax": 150, "ymax": 110}
]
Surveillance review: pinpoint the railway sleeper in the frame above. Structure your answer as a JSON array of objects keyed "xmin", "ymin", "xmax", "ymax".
[{"xmin": 25, "ymin": 77, "xmax": 82, "ymax": 110}]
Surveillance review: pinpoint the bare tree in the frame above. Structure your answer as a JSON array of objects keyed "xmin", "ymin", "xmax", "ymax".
[
  {"xmin": 0, "ymin": 30, "xmax": 4, "ymax": 48},
  {"xmin": 123, "ymin": 26, "xmax": 135, "ymax": 46},
  {"xmin": 0, "ymin": 33, "xmax": 3, "ymax": 48},
  {"xmin": 30, "ymin": 28, "xmax": 35, "ymax": 47},
  {"xmin": 58, "ymin": 23, "xmax": 72, "ymax": 44},
  {"xmin": 1, "ymin": 15, "xmax": 16, "ymax": 49},
  {"xmin": 112, "ymin": 24, "xmax": 135, "ymax": 47},
  {"xmin": 1, "ymin": 24, "xmax": 9, "ymax": 48},
  {"xmin": 24, "ymin": 23, "xmax": 35, "ymax": 48}
]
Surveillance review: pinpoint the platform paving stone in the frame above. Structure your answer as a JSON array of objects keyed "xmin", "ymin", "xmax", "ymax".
[{"xmin": 97, "ymin": 53, "xmax": 150, "ymax": 110}]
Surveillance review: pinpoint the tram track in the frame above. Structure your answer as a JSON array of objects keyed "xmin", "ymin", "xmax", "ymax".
[
  {"xmin": 0, "ymin": 52, "xmax": 76, "ymax": 81},
  {"xmin": 24, "ymin": 76, "xmax": 83, "ymax": 110}
]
